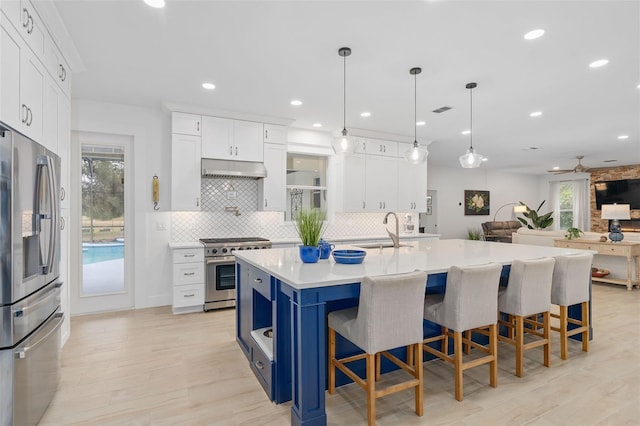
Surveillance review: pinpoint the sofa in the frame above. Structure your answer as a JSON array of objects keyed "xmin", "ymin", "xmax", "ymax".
[
  {"xmin": 512, "ymin": 228, "xmax": 640, "ymax": 285},
  {"xmin": 481, "ymin": 221, "xmax": 522, "ymax": 243}
]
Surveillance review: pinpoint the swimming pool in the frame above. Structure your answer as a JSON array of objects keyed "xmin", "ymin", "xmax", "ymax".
[{"xmin": 82, "ymin": 243, "xmax": 124, "ymax": 265}]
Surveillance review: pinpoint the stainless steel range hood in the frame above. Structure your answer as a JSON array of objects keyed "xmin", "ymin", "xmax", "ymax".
[{"xmin": 201, "ymin": 158, "xmax": 267, "ymax": 179}]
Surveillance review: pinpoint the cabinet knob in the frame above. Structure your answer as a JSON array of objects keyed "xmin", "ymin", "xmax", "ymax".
[
  {"xmin": 184, "ymin": 272, "xmax": 195, "ymax": 276},
  {"xmin": 254, "ymin": 278, "xmax": 262, "ymax": 284},
  {"xmin": 235, "ymin": 147, "xmax": 238, "ymax": 156},
  {"xmin": 255, "ymin": 360, "xmax": 264, "ymax": 370},
  {"xmin": 229, "ymin": 146, "xmax": 233, "ymax": 155}
]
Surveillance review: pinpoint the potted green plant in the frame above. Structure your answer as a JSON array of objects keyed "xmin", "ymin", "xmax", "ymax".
[
  {"xmin": 467, "ymin": 228, "xmax": 482, "ymax": 240},
  {"xmin": 294, "ymin": 209, "xmax": 326, "ymax": 263},
  {"xmin": 565, "ymin": 227, "xmax": 583, "ymax": 240},
  {"xmin": 516, "ymin": 201, "xmax": 554, "ymax": 230}
]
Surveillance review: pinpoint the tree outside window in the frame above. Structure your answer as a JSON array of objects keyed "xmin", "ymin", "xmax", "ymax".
[{"xmin": 558, "ymin": 182, "xmax": 574, "ymax": 230}]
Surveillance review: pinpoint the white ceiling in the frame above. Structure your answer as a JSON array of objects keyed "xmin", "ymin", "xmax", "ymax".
[{"xmin": 53, "ymin": 0, "xmax": 640, "ymax": 174}]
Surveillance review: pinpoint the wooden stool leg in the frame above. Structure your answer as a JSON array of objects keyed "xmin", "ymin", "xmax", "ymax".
[
  {"xmin": 559, "ymin": 305, "xmax": 569, "ymax": 360},
  {"xmin": 543, "ymin": 311, "xmax": 551, "ymax": 368},
  {"xmin": 507, "ymin": 314, "xmax": 514, "ymax": 339},
  {"xmin": 329, "ymin": 327, "xmax": 336, "ymax": 394},
  {"xmin": 515, "ymin": 315, "xmax": 524, "ymax": 377},
  {"xmin": 581, "ymin": 301, "xmax": 589, "ymax": 353},
  {"xmin": 442, "ymin": 327, "xmax": 449, "ymax": 355},
  {"xmin": 366, "ymin": 353, "xmax": 376, "ymax": 426},
  {"xmin": 375, "ymin": 353, "xmax": 381, "ymax": 381},
  {"xmin": 489, "ymin": 324, "xmax": 498, "ymax": 388},
  {"xmin": 464, "ymin": 330, "xmax": 471, "ymax": 354},
  {"xmin": 414, "ymin": 344, "xmax": 424, "ymax": 416},
  {"xmin": 407, "ymin": 344, "xmax": 414, "ymax": 368},
  {"xmin": 453, "ymin": 331, "xmax": 464, "ymax": 401}
]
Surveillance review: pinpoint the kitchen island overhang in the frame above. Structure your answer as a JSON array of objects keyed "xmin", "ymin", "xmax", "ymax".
[{"xmin": 235, "ymin": 239, "xmax": 595, "ymax": 426}]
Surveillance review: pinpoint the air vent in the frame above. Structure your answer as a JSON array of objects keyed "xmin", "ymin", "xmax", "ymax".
[{"xmin": 432, "ymin": 106, "xmax": 452, "ymax": 113}]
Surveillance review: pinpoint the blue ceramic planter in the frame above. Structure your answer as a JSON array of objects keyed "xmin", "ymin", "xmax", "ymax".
[{"xmin": 299, "ymin": 245, "xmax": 320, "ymax": 263}]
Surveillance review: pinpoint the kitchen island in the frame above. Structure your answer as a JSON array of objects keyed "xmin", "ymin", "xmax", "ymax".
[{"xmin": 234, "ymin": 239, "xmax": 593, "ymax": 426}]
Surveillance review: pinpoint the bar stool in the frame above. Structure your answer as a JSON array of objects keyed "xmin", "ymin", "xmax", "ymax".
[
  {"xmin": 497, "ymin": 257, "xmax": 556, "ymax": 377},
  {"xmin": 422, "ymin": 263, "xmax": 503, "ymax": 401},
  {"xmin": 328, "ymin": 271, "xmax": 428, "ymax": 426},
  {"xmin": 550, "ymin": 253, "xmax": 593, "ymax": 360}
]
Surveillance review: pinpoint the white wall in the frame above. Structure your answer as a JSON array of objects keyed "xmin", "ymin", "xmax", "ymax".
[
  {"xmin": 427, "ymin": 165, "xmax": 544, "ymax": 239},
  {"xmin": 70, "ymin": 100, "xmax": 173, "ymax": 309}
]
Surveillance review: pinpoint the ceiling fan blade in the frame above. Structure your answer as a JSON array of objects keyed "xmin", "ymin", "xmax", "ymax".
[{"xmin": 547, "ymin": 169, "xmax": 573, "ymax": 174}]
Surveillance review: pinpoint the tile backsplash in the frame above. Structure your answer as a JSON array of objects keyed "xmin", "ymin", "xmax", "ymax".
[{"xmin": 171, "ymin": 177, "xmax": 418, "ymax": 241}]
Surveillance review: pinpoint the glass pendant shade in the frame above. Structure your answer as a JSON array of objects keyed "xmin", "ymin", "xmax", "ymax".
[
  {"xmin": 459, "ymin": 147, "xmax": 483, "ymax": 168},
  {"xmin": 332, "ymin": 129, "xmax": 357, "ymax": 155},
  {"xmin": 404, "ymin": 141, "xmax": 428, "ymax": 164}
]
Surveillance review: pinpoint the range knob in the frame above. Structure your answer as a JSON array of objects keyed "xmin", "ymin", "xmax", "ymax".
[
  {"xmin": 246, "ymin": 247, "xmax": 252, "ymax": 250},
  {"xmin": 212, "ymin": 248, "xmax": 218, "ymax": 254},
  {"xmin": 230, "ymin": 248, "xmax": 236, "ymax": 253},
  {"xmin": 254, "ymin": 247, "xmax": 259, "ymax": 250},
  {"xmin": 238, "ymin": 247, "xmax": 244, "ymax": 251},
  {"xmin": 222, "ymin": 248, "xmax": 228, "ymax": 254}
]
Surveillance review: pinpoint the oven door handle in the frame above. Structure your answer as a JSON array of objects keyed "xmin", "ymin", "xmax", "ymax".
[{"xmin": 206, "ymin": 257, "xmax": 236, "ymax": 266}]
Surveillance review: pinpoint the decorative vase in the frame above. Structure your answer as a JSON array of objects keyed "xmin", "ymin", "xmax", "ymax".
[
  {"xmin": 299, "ymin": 245, "xmax": 320, "ymax": 263},
  {"xmin": 318, "ymin": 239, "xmax": 335, "ymax": 259}
]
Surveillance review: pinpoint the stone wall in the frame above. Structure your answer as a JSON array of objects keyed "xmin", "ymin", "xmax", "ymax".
[{"xmin": 590, "ymin": 164, "xmax": 640, "ymax": 233}]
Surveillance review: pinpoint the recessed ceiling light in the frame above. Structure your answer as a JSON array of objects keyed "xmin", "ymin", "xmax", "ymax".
[
  {"xmin": 290, "ymin": 100, "xmax": 302, "ymax": 106},
  {"xmin": 529, "ymin": 111, "xmax": 543, "ymax": 117},
  {"xmin": 617, "ymin": 135, "xmax": 629, "ymax": 140},
  {"xmin": 416, "ymin": 121, "xmax": 426, "ymax": 126},
  {"xmin": 461, "ymin": 130, "xmax": 471, "ymax": 135},
  {"xmin": 481, "ymin": 157, "xmax": 488, "ymax": 162},
  {"xmin": 637, "ymin": 83, "xmax": 640, "ymax": 89},
  {"xmin": 589, "ymin": 59, "xmax": 609, "ymax": 68},
  {"xmin": 524, "ymin": 29, "xmax": 545, "ymax": 40},
  {"xmin": 143, "ymin": 0, "xmax": 165, "ymax": 8},
  {"xmin": 201, "ymin": 82, "xmax": 215, "ymax": 90},
  {"xmin": 552, "ymin": 166, "xmax": 560, "ymax": 170},
  {"xmin": 312, "ymin": 123, "xmax": 323, "ymax": 128},
  {"xmin": 360, "ymin": 112, "xmax": 371, "ymax": 117}
]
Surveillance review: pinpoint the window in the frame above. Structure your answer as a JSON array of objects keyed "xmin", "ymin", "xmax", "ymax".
[
  {"xmin": 286, "ymin": 154, "xmax": 327, "ymax": 221},
  {"xmin": 558, "ymin": 182, "xmax": 574, "ymax": 230}
]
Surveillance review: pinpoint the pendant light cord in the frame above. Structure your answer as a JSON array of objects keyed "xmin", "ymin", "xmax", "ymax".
[
  {"xmin": 343, "ymin": 53, "xmax": 347, "ymax": 132},
  {"xmin": 469, "ymin": 86, "xmax": 473, "ymax": 150},
  {"xmin": 414, "ymin": 71, "xmax": 417, "ymax": 145}
]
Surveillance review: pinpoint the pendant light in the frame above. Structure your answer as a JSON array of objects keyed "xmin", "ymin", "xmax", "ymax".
[
  {"xmin": 458, "ymin": 82, "xmax": 484, "ymax": 168},
  {"xmin": 332, "ymin": 47, "xmax": 357, "ymax": 155},
  {"xmin": 404, "ymin": 67, "xmax": 429, "ymax": 164}
]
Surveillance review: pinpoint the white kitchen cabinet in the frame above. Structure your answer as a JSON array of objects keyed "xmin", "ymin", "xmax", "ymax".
[
  {"xmin": 43, "ymin": 32, "xmax": 70, "ymax": 96},
  {"xmin": 263, "ymin": 123, "xmax": 287, "ymax": 145},
  {"xmin": 259, "ymin": 142, "xmax": 286, "ymax": 211},
  {"xmin": 233, "ymin": 120, "xmax": 263, "ymax": 161},
  {"xmin": 15, "ymin": 0, "xmax": 46, "ymax": 60},
  {"xmin": 398, "ymin": 160, "xmax": 427, "ymax": 212},
  {"xmin": 357, "ymin": 138, "xmax": 398, "ymax": 158},
  {"xmin": 1, "ymin": 19, "xmax": 21, "ymax": 129},
  {"xmin": 171, "ymin": 134, "xmax": 201, "ymax": 211},
  {"xmin": 342, "ymin": 154, "xmax": 367, "ymax": 211},
  {"xmin": 19, "ymin": 32, "xmax": 44, "ymax": 142},
  {"xmin": 171, "ymin": 247, "xmax": 204, "ymax": 314},
  {"xmin": 57, "ymin": 94, "xmax": 70, "ymax": 209},
  {"xmin": 42, "ymin": 76, "xmax": 58, "ymax": 152},
  {"xmin": 172, "ymin": 112, "xmax": 201, "ymax": 136},
  {"xmin": 365, "ymin": 155, "xmax": 398, "ymax": 211},
  {"xmin": 201, "ymin": 116, "xmax": 263, "ymax": 162}
]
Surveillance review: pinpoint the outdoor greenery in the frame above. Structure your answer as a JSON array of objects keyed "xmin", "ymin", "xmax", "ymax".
[
  {"xmin": 82, "ymin": 158, "xmax": 124, "ymax": 221},
  {"xmin": 517, "ymin": 200, "xmax": 554, "ymax": 229},
  {"xmin": 558, "ymin": 182, "xmax": 574, "ymax": 229},
  {"xmin": 294, "ymin": 209, "xmax": 326, "ymax": 246}
]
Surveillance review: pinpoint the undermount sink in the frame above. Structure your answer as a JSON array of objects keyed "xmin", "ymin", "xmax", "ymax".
[{"xmin": 354, "ymin": 242, "xmax": 409, "ymax": 249}]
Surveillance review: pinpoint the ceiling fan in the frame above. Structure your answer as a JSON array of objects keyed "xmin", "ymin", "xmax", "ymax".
[{"xmin": 548, "ymin": 155, "xmax": 591, "ymax": 174}]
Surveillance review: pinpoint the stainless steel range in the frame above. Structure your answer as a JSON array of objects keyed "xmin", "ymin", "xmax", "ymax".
[{"xmin": 201, "ymin": 237, "xmax": 272, "ymax": 310}]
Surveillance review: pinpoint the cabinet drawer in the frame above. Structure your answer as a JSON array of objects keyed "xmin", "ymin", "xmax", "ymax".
[
  {"xmin": 250, "ymin": 342, "xmax": 274, "ymax": 398},
  {"xmin": 173, "ymin": 262, "xmax": 204, "ymax": 285},
  {"xmin": 172, "ymin": 248, "xmax": 204, "ymax": 263},
  {"xmin": 173, "ymin": 284, "xmax": 204, "ymax": 308},
  {"xmin": 247, "ymin": 264, "xmax": 271, "ymax": 299}
]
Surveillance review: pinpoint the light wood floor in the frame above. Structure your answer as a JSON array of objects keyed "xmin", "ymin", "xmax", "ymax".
[{"xmin": 40, "ymin": 283, "xmax": 640, "ymax": 425}]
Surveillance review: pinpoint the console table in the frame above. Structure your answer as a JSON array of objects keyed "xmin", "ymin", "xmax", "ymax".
[{"xmin": 554, "ymin": 239, "xmax": 640, "ymax": 290}]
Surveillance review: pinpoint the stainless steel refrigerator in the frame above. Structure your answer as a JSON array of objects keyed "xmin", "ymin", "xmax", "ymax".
[{"xmin": 1, "ymin": 122, "xmax": 63, "ymax": 426}]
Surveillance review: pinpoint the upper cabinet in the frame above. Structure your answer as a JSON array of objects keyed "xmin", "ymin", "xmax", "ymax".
[
  {"xmin": 171, "ymin": 133, "xmax": 201, "ymax": 211},
  {"xmin": 259, "ymin": 143, "xmax": 286, "ymax": 211},
  {"xmin": 263, "ymin": 124, "xmax": 287, "ymax": 145},
  {"xmin": 172, "ymin": 112, "xmax": 201, "ymax": 136},
  {"xmin": 356, "ymin": 138, "xmax": 398, "ymax": 158},
  {"xmin": 398, "ymin": 159, "xmax": 427, "ymax": 212},
  {"xmin": 201, "ymin": 116, "xmax": 263, "ymax": 162}
]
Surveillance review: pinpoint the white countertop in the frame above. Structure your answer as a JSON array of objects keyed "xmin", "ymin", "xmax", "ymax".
[
  {"xmin": 234, "ymin": 239, "xmax": 595, "ymax": 290},
  {"xmin": 269, "ymin": 233, "xmax": 440, "ymax": 245}
]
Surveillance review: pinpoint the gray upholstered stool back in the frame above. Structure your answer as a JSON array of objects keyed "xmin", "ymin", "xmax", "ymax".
[
  {"xmin": 333, "ymin": 271, "xmax": 427, "ymax": 354},
  {"xmin": 427, "ymin": 263, "xmax": 502, "ymax": 331},
  {"xmin": 551, "ymin": 253, "xmax": 593, "ymax": 306},
  {"xmin": 499, "ymin": 258, "xmax": 556, "ymax": 316}
]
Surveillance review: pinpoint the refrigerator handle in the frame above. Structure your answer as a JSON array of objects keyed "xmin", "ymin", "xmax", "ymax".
[{"xmin": 37, "ymin": 155, "xmax": 59, "ymax": 275}]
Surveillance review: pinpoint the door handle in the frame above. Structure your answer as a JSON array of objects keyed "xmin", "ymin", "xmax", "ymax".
[
  {"xmin": 21, "ymin": 104, "xmax": 28, "ymax": 123},
  {"xmin": 235, "ymin": 147, "xmax": 238, "ymax": 156},
  {"xmin": 184, "ymin": 272, "xmax": 195, "ymax": 276}
]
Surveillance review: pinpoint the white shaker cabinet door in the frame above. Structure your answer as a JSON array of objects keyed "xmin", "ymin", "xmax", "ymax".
[
  {"xmin": 233, "ymin": 120, "xmax": 263, "ymax": 162},
  {"xmin": 19, "ymin": 44, "xmax": 45, "ymax": 142},
  {"xmin": 365, "ymin": 155, "xmax": 398, "ymax": 211},
  {"xmin": 342, "ymin": 154, "xmax": 367, "ymax": 211},
  {"xmin": 171, "ymin": 134, "xmax": 201, "ymax": 211},
  {"xmin": 398, "ymin": 160, "xmax": 427, "ymax": 212},
  {"xmin": 172, "ymin": 112, "xmax": 202, "ymax": 136},
  {"xmin": 263, "ymin": 123, "xmax": 287, "ymax": 145},
  {"xmin": 0, "ymin": 20, "xmax": 21, "ymax": 129},
  {"xmin": 201, "ymin": 115, "xmax": 233, "ymax": 159},
  {"xmin": 260, "ymin": 142, "xmax": 286, "ymax": 211}
]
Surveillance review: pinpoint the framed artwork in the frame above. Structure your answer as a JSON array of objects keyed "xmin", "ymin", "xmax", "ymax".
[{"xmin": 464, "ymin": 190, "xmax": 490, "ymax": 216}]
